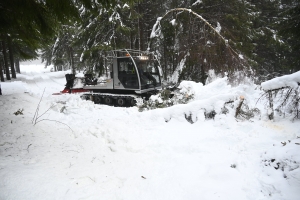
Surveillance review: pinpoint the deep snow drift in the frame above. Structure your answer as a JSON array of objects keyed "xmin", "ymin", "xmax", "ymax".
[{"xmin": 0, "ymin": 66, "xmax": 299, "ymax": 200}]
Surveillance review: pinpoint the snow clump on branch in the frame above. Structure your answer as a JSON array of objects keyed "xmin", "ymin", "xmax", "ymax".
[
  {"xmin": 261, "ymin": 71, "xmax": 300, "ymax": 90},
  {"xmin": 150, "ymin": 17, "xmax": 162, "ymax": 38}
]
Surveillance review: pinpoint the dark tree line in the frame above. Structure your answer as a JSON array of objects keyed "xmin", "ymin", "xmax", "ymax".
[
  {"xmin": 1, "ymin": 0, "xmax": 299, "ymax": 84},
  {"xmin": 0, "ymin": 0, "xmax": 135, "ymax": 81}
]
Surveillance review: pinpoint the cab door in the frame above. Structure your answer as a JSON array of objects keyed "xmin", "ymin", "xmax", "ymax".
[{"xmin": 114, "ymin": 57, "xmax": 139, "ymax": 89}]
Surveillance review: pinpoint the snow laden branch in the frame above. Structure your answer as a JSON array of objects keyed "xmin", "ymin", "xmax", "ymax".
[
  {"xmin": 149, "ymin": 8, "xmax": 240, "ymax": 57},
  {"xmin": 138, "ymin": 78, "xmax": 260, "ymax": 122},
  {"xmin": 260, "ymin": 71, "xmax": 300, "ymax": 120},
  {"xmin": 261, "ymin": 71, "xmax": 300, "ymax": 91}
]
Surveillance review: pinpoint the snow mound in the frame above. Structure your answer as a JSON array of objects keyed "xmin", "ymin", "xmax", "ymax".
[
  {"xmin": 177, "ymin": 80, "xmax": 203, "ymax": 98},
  {"xmin": 144, "ymin": 78, "xmax": 262, "ymax": 123}
]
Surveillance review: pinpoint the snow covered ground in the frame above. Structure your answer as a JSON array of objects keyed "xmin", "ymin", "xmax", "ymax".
[{"xmin": 0, "ymin": 65, "xmax": 299, "ymax": 200}]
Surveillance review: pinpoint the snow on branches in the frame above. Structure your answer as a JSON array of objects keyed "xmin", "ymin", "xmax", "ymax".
[
  {"xmin": 261, "ymin": 71, "xmax": 300, "ymax": 90},
  {"xmin": 260, "ymin": 71, "xmax": 300, "ymax": 120}
]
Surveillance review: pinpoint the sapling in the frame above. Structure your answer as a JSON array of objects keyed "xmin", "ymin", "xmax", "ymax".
[{"xmin": 32, "ymin": 88, "xmax": 73, "ymax": 132}]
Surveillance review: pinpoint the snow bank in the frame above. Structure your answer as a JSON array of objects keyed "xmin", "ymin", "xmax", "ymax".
[
  {"xmin": 0, "ymin": 81, "xmax": 28, "ymax": 95},
  {"xmin": 177, "ymin": 80, "xmax": 203, "ymax": 98},
  {"xmin": 261, "ymin": 71, "xmax": 300, "ymax": 90},
  {"xmin": 145, "ymin": 77, "xmax": 262, "ymax": 123},
  {"xmin": 177, "ymin": 77, "xmax": 257, "ymax": 104},
  {"xmin": 0, "ymin": 70, "xmax": 300, "ymax": 200}
]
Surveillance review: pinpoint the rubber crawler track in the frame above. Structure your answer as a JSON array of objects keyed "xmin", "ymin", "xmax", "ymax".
[{"xmin": 81, "ymin": 93, "xmax": 137, "ymax": 107}]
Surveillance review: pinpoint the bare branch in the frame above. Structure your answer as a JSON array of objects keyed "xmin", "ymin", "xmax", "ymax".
[
  {"xmin": 151, "ymin": 8, "xmax": 241, "ymax": 58},
  {"xmin": 32, "ymin": 88, "xmax": 46, "ymax": 124},
  {"xmin": 35, "ymin": 104, "xmax": 57, "ymax": 122},
  {"xmin": 34, "ymin": 119, "xmax": 73, "ymax": 132}
]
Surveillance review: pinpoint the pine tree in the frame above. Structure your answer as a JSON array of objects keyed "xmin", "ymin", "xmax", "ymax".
[
  {"xmin": 148, "ymin": 1, "xmax": 253, "ymax": 84},
  {"xmin": 46, "ymin": 1, "xmax": 139, "ymax": 76},
  {"xmin": 278, "ymin": 0, "xmax": 300, "ymax": 73},
  {"xmin": 0, "ymin": 0, "xmax": 137, "ymax": 80}
]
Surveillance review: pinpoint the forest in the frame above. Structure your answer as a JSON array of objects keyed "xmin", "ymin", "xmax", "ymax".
[{"xmin": 0, "ymin": 0, "xmax": 299, "ymax": 85}]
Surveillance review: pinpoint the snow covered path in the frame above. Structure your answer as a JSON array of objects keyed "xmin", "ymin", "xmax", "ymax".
[{"xmin": 0, "ymin": 69, "xmax": 299, "ymax": 200}]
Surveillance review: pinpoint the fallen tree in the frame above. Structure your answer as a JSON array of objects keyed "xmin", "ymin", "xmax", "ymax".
[{"xmin": 260, "ymin": 71, "xmax": 300, "ymax": 120}]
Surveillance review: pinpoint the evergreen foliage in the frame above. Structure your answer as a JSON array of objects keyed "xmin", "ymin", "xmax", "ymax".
[
  {"xmin": 277, "ymin": 0, "xmax": 300, "ymax": 73},
  {"xmin": 137, "ymin": 87, "xmax": 194, "ymax": 112},
  {"xmin": 0, "ymin": 0, "xmax": 136, "ymax": 81},
  {"xmin": 0, "ymin": 0, "xmax": 298, "ymax": 84}
]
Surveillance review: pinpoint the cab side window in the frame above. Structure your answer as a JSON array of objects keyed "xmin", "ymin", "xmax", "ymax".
[{"xmin": 118, "ymin": 58, "xmax": 138, "ymax": 89}]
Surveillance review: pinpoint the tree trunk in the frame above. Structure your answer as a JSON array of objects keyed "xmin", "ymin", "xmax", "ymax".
[
  {"xmin": 104, "ymin": 52, "xmax": 108, "ymax": 77},
  {"xmin": 235, "ymin": 97, "xmax": 244, "ymax": 118},
  {"xmin": 200, "ymin": 64, "xmax": 206, "ymax": 85},
  {"xmin": 295, "ymin": 90, "xmax": 299, "ymax": 119},
  {"xmin": 268, "ymin": 91, "xmax": 274, "ymax": 120},
  {"xmin": 130, "ymin": 31, "xmax": 133, "ymax": 49},
  {"xmin": 7, "ymin": 37, "xmax": 16, "ymax": 78},
  {"xmin": 163, "ymin": 46, "xmax": 167, "ymax": 80},
  {"xmin": 0, "ymin": 61, "xmax": 5, "ymax": 82},
  {"xmin": 15, "ymin": 58, "xmax": 20, "ymax": 73},
  {"xmin": 137, "ymin": 2, "xmax": 144, "ymax": 51},
  {"xmin": 1, "ymin": 39, "xmax": 11, "ymax": 80},
  {"xmin": 69, "ymin": 47, "xmax": 75, "ymax": 74},
  {"xmin": 137, "ymin": 3, "xmax": 141, "ymax": 50}
]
